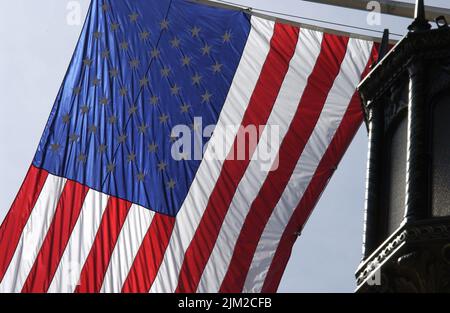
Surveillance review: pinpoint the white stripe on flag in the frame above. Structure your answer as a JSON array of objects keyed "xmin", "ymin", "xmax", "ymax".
[
  {"xmin": 0, "ymin": 175, "xmax": 67, "ymax": 293},
  {"xmin": 100, "ymin": 204, "xmax": 154, "ymax": 293},
  {"xmin": 149, "ymin": 16, "xmax": 275, "ymax": 293},
  {"xmin": 47, "ymin": 189, "xmax": 109, "ymax": 293},
  {"xmin": 197, "ymin": 28, "xmax": 324, "ymax": 293},
  {"xmin": 242, "ymin": 38, "xmax": 373, "ymax": 292}
]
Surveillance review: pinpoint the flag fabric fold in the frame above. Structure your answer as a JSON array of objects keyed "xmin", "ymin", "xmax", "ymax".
[{"xmin": 0, "ymin": 0, "xmax": 377, "ymax": 293}]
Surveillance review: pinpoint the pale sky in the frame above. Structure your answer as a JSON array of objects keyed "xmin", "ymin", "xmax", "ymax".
[{"xmin": 0, "ymin": 0, "xmax": 448, "ymax": 292}]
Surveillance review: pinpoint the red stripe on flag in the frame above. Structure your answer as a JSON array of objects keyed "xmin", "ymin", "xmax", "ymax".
[
  {"xmin": 21, "ymin": 180, "xmax": 89, "ymax": 293},
  {"xmin": 75, "ymin": 197, "xmax": 131, "ymax": 293},
  {"xmin": 121, "ymin": 214, "xmax": 175, "ymax": 293},
  {"xmin": 261, "ymin": 45, "xmax": 379, "ymax": 292},
  {"xmin": 0, "ymin": 166, "xmax": 48, "ymax": 283},
  {"xmin": 175, "ymin": 23, "xmax": 300, "ymax": 293},
  {"xmin": 219, "ymin": 34, "xmax": 350, "ymax": 293}
]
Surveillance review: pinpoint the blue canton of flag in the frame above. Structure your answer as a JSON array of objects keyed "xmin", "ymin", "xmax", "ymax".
[{"xmin": 33, "ymin": 0, "xmax": 250, "ymax": 217}]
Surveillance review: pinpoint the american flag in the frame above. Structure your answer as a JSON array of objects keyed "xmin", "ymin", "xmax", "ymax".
[{"xmin": 0, "ymin": 0, "xmax": 378, "ymax": 293}]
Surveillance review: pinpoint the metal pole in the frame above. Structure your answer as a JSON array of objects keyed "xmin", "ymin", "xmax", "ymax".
[
  {"xmin": 193, "ymin": 0, "xmax": 399, "ymax": 43},
  {"xmin": 300, "ymin": 0, "xmax": 450, "ymax": 22}
]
